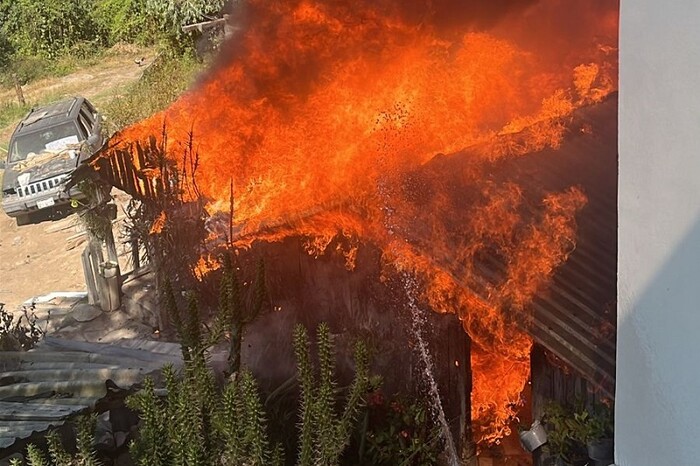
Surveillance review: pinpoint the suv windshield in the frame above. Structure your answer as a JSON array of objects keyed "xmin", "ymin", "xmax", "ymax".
[{"xmin": 9, "ymin": 122, "xmax": 81, "ymax": 163}]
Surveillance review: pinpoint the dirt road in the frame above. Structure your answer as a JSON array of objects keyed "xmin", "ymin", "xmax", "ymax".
[{"xmin": 0, "ymin": 47, "xmax": 152, "ymax": 310}]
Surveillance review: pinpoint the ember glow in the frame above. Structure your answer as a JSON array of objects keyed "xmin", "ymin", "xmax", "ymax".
[{"xmin": 101, "ymin": 0, "xmax": 617, "ymax": 443}]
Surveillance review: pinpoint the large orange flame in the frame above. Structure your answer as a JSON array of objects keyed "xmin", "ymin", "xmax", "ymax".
[{"xmin": 102, "ymin": 0, "xmax": 617, "ymax": 443}]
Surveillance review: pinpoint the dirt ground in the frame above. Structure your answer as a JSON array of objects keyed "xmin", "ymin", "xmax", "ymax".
[{"xmin": 0, "ymin": 46, "xmax": 153, "ymax": 311}]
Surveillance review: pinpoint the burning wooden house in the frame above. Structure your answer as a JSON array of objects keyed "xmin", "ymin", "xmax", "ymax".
[{"xmin": 73, "ymin": 1, "xmax": 619, "ymax": 463}]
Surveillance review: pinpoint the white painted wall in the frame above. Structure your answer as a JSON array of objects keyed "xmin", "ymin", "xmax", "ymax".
[{"xmin": 618, "ymin": 2, "xmax": 700, "ymax": 465}]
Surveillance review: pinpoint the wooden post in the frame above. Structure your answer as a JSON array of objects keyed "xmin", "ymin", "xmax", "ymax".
[
  {"xmin": 131, "ymin": 236, "xmax": 140, "ymax": 270},
  {"xmin": 81, "ymin": 246, "xmax": 99, "ymax": 305},
  {"xmin": 12, "ymin": 74, "xmax": 25, "ymax": 106},
  {"xmin": 104, "ymin": 224, "xmax": 120, "ymax": 270},
  {"xmin": 88, "ymin": 238, "xmax": 105, "ymax": 306},
  {"xmin": 447, "ymin": 316, "xmax": 477, "ymax": 465}
]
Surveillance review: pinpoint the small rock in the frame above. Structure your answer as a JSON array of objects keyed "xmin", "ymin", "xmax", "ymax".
[
  {"xmin": 95, "ymin": 411, "xmax": 115, "ymax": 451},
  {"xmin": 71, "ymin": 303, "xmax": 103, "ymax": 322},
  {"xmin": 114, "ymin": 431, "xmax": 129, "ymax": 449}
]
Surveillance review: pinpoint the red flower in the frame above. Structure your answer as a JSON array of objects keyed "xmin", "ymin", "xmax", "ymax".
[{"xmin": 366, "ymin": 389, "xmax": 385, "ymax": 407}]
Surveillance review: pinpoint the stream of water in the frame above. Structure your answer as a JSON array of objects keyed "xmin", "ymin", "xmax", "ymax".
[{"xmin": 403, "ymin": 273, "xmax": 460, "ymax": 466}]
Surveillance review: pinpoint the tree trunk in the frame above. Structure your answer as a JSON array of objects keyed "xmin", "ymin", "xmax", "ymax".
[{"xmin": 12, "ymin": 74, "xmax": 25, "ymax": 106}]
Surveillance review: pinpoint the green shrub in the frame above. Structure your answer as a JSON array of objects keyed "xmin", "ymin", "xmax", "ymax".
[
  {"xmin": 92, "ymin": 0, "xmax": 156, "ymax": 46},
  {"xmin": 0, "ymin": 56, "xmax": 51, "ymax": 87},
  {"xmin": 0, "ymin": 303, "xmax": 43, "ymax": 351},
  {"xmin": 360, "ymin": 391, "xmax": 442, "ymax": 466},
  {"xmin": 542, "ymin": 400, "xmax": 588, "ymax": 463},
  {"xmin": 0, "ymin": 32, "xmax": 13, "ymax": 68},
  {"xmin": 2, "ymin": 0, "xmax": 102, "ymax": 59}
]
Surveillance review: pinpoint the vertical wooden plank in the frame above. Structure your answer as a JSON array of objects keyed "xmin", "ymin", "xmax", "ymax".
[
  {"xmin": 531, "ymin": 345, "xmax": 550, "ymax": 466},
  {"xmin": 81, "ymin": 246, "xmax": 98, "ymax": 305}
]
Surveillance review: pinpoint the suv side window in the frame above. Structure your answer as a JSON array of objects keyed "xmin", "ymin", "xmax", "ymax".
[
  {"xmin": 76, "ymin": 114, "xmax": 90, "ymax": 139},
  {"xmin": 84, "ymin": 100, "xmax": 98, "ymax": 120},
  {"xmin": 77, "ymin": 106, "xmax": 95, "ymax": 139}
]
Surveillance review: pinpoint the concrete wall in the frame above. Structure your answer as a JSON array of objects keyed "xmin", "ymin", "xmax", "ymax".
[{"xmin": 618, "ymin": 2, "xmax": 700, "ymax": 465}]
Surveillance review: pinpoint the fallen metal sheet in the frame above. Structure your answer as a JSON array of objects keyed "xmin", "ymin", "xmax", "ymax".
[{"xmin": 0, "ymin": 337, "xmax": 183, "ymax": 452}]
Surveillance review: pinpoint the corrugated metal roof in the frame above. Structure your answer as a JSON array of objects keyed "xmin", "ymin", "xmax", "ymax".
[
  {"xmin": 507, "ymin": 96, "xmax": 617, "ymax": 397},
  {"xmin": 441, "ymin": 96, "xmax": 617, "ymax": 397},
  {"xmin": 0, "ymin": 337, "xmax": 182, "ymax": 450}
]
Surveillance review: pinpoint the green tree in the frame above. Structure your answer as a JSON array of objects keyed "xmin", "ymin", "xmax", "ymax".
[
  {"xmin": 92, "ymin": 0, "xmax": 155, "ymax": 46},
  {"xmin": 3, "ymin": 0, "xmax": 100, "ymax": 58},
  {"xmin": 144, "ymin": 0, "xmax": 226, "ymax": 54},
  {"xmin": 0, "ymin": 30, "xmax": 13, "ymax": 67}
]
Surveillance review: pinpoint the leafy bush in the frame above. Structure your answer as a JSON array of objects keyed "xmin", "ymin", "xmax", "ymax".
[
  {"xmin": 0, "ymin": 56, "xmax": 50, "ymax": 87},
  {"xmin": 92, "ymin": 0, "xmax": 155, "ymax": 46},
  {"xmin": 2, "ymin": 0, "xmax": 102, "ymax": 59},
  {"xmin": 0, "ymin": 303, "xmax": 44, "ymax": 351},
  {"xmin": 359, "ymin": 390, "xmax": 442, "ymax": 466},
  {"xmin": 0, "ymin": 32, "xmax": 13, "ymax": 68},
  {"xmin": 570, "ymin": 401, "xmax": 614, "ymax": 444},
  {"xmin": 541, "ymin": 401, "xmax": 588, "ymax": 463}
]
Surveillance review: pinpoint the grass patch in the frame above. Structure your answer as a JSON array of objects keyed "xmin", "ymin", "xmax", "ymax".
[
  {"xmin": 102, "ymin": 54, "xmax": 203, "ymax": 134},
  {"xmin": 0, "ymin": 101, "xmax": 30, "ymax": 129},
  {"xmin": 0, "ymin": 51, "xmax": 105, "ymax": 90}
]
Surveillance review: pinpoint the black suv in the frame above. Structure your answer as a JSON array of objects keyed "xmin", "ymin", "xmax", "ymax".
[{"xmin": 1, "ymin": 97, "xmax": 103, "ymax": 225}]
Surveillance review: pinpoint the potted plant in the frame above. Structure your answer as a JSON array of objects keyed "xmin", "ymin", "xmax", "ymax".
[
  {"xmin": 541, "ymin": 401, "xmax": 589, "ymax": 466},
  {"xmin": 572, "ymin": 402, "xmax": 614, "ymax": 464}
]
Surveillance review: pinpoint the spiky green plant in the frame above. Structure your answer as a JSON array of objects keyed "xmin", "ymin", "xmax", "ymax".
[
  {"xmin": 75, "ymin": 415, "xmax": 100, "ymax": 466},
  {"xmin": 293, "ymin": 323, "xmax": 370, "ymax": 466},
  {"xmin": 239, "ymin": 370, "xmax": 273, "ymax": 465},
  {"xmin": 23, "ymin": 416, "xmax": 102, "ymax": 466},
  {"xmin": 128, "ymin": 361, "xmax": 282, "ymax": 466},
  {"xmin": 25, "ymin": 323, "xmax": 368, "ymax": 466},
  {"xmin": 127, "ymin": 377, "xmax": 169, "ymax": 466},
  {"xmin": 46, "ymin": 431, "xmax": 71, "ymax": 466},
  {"xmin": 216, "ymin": 369, "xmax": 279, "ymax": 466},
  {"xmin": 163, "ymin": 256, "xmax": 267, "ymax": 377},
  {"xmin": 25, "ymin": 445, "xmax": 49, "ymax": 466},
  {"xmin": 294, "ymin": 325, "xmax": 315, "ymax": 466},
  {"xmin": 163, "ymin": 281, "xmax": 207, "ymax": 364},
  {"xmin": 215, "ymin": 255, "xmax": 267, "ymax": 375}
]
